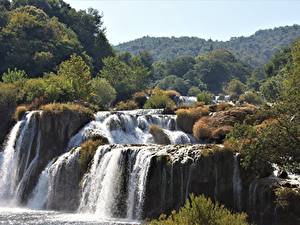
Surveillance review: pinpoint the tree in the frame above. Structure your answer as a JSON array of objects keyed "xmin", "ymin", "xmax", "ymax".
[
  {"xmin": 99, "ymin": 56, "xmax": 150, "ymax": 100},
  {"xmin": 197, "ymin": 91, "xmax": 213, "ymax": 105},
  {"xmin": 89, "ymin": 78, "xmax": 116, "ymax": 108},
  {"xmin": 227, "ymin": 38, "xmax": 300, "ymax": 175},
  {"xmin": 260, "ymin": 76, "xmax": 283, "ymax": 102},
  {"xmin": 0, "ymin": 5, "xmax": 82, "ymax": 76},
  {"xmin": 57, "ymin": 54, "xmax": 91, "ymax": 100},
  {"xmin": 225, "ymin": 79, "xmax": 247, "ymax": 97},
  {"xmin": 11, "ymin": 0, "xmax": 113, "ymax": 73},
  {"xmin": 2, "ymin": 68, "xmax": 27, "ymax": 83},
  {"xmin": 166, "ymin": 56, "xmax": 195, "ymax": 77}
]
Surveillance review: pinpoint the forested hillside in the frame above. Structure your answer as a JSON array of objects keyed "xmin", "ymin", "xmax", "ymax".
[
  {"xmin": 0, "ymin": 0, "xmax": 113, "ymax": 76},
  {"xmin": 115, "ymin": 25, "xmax": 300, "ymax": 67}
]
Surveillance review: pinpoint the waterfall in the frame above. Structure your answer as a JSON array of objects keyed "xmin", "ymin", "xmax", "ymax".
[
  {"xmin": 0, "ymin": 111, "xmax": 38, "ymax": 203},
  {"xmin": 233, "ymin": 154, "xmax": 242, "ymax": 211},
  {"xmin": 27, "ymin": 161, "xmax": 52, "ymax": 209},
  {"xmin": 67, "ymin": 110, "xmax": 192, "ymax": 149},
  {"xmin": 79, "ymin": 145, "xmax": 153, "ymax": 220}
]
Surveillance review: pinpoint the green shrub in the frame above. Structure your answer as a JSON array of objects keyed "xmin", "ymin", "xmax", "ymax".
[
  {"xmin": 89, "ymin": 77, "xmax": 116, "ymax": 108},
  {"xmin": 23, "ymin": 78, "xmax": 47, "ymax": 102},
  {"xmin": 176, "ymin": 107, "xmax": 209, "ymax": 133},
  {"xmin": 0, "ymin": 83, "xmax": 19, "ymax": 107},
  {"xmin": 115, "ymin": 100, "xmax": 138, "ymax": 110},
  {"xmin": 144, "ymin": 94, "xmax": 176, "ymax": 109},
  {"xmin": 148, "ymin": 194, "xmax": 248, "ymax": 225},
  {"xmin": 188, "ymin": 86, "xmax": 202, "ymax": 96},
  {"xmin": 197, "ymin": 91, "xmax": 213, "ymax": 105},
  {"xmin": 2, "ymin": 68, "xmax": 27, "ymax": 83},
  {"xmin": 239, "ymin": 91, "xmax": 263, "ymax": 105},
  {"xmin": 14, "ymin": 106, "xmax": 27, "ymax": 121}
]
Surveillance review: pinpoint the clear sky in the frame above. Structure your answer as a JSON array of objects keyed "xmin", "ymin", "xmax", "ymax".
[{"xmin": 64, "ymin": 0, "xmax": 300, "ymax": 45}]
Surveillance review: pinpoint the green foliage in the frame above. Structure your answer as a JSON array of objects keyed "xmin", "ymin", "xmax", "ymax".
[
  {"xmin": 116, "ymin": 25, "xmax": 300, "ymax": 68},
  {"xmin": 0, "ymin": 5, "xmax": 82, "ymax": 76},
  {"xmin": 239, "ymin": 91, "xmax": 263, "ymax": 105},
  {"xmin": 225, "ymin": 79, "xmax": 246, "ymax": 97},
  {"xmin": 89, "ymin": 78, "xmax": 116, "ymax": 108},
  {"xmin": 10, "ymin": 0, "xmax": 113, "ymax": 74},
  {"xmin": 197, "ymin": 91, "xmax": 213, "ymax": 105},
  {"xmin": 100, "ymin": 56, "xmax": 150, "ymax": 100},
  {"xmin": 166, "ymin": 56, "xmax": 195, "ymax": 76},
  {"xmin": 226, "ymin": 39, "xmax": 300, "ymax": 175},
  {"xmin": 188, "ymin": 87, "xmax": 202, "ymax": 96},
  {"xmin": 148, "ymin": 194, "xmax": 248, "ymax": 225},
  {"xmin": 260, "ymin": 75, "xmax": 283, "ymax": 102},
  {"xmin": 157, "ymin": 75, "xmax": 190, "ymax": 95},
  {"xmin": 0, "ymin": 82, "xmax": 20, "ymax": 107},
  {"xmin": 144, "ymin": 94, "xmax": 176, "ymax": 109},
  {"xmin": 2, "ymin": 68, "xmax": 27, "ymax": 83},
  {"xmin": 115, "ymin": 100, "xmax": 138, "ymax": 111},
  {"xmin": 57, "ymin": 54, "xmax": 91, "ymax": 100}
]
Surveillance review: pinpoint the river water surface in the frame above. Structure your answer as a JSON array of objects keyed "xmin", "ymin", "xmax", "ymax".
[{"xmin": 0, "ymin": 208, "xmax": 140, "ymax": 225}]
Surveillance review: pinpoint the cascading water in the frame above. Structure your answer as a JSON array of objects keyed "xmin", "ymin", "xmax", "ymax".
[
  {"xmin": 67, "ymin": 110, "xmax": 194, "ymax": 149},
  {"xmin": 0, "ymin": 111, "xmax": 39, "ymax": 204},
  {"xmin": 79, "ymin": 145, "xmax": 153, "ymax": 220}
]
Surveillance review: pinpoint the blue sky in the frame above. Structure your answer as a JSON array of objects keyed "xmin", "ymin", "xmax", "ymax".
[{"xmin": 64, "ymin": 0, "xmax": 300, "ymax": 45}]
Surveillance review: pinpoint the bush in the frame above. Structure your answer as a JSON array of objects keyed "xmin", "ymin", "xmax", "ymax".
[
  {"xmin": 115, "ymin": 100, "xmax": 138, "ymax": 111},
  {"xmin": 225, "ymin": 79, "xmax": 247, "ymax": 97},
  {"xmin": 149, "ymin": 125, "xmax": 171, "ymax": 144},
  {"xmin": 197, "ymin": 91, "xmax": 213, "ymax": 105},
  {"xmin": 176, "ymin": 107, "xmax": 209, "ymax": 133},
  {"xmin": 144, "ymin": 94, "xmax": 176, "ymax": 109},
  {"xmin": 239, "ymin": 91, "xmax": 263, "ymax": 105},
  {"xmin": 192, "ymin": 117, "xmax": 212, "ymax": 141},
  {"xmin": 89, "ymin": 77, "xmax": 116, "ymax": 108},
  {"xmin": 148, "ymin": 194, "xmax": 248, "ymax": 225},
  {"xmin": 188, "ymin": 86, "xmax": 202, "ymax": 96},
  {"xmin": 41, "ymin": 103, "xmax": 94, "ymax": 119},
  {"xmin": 14, "ymin": 106, "xmax": 27, "ymax": 121},
  {"xmin": 2, "ymin": 68, "xmax": 27, "ymax": 83},
  {"xmin": 23, "ymin": 78, "xmax": 47, "ymax": 102},
  {"xmin": 0, "ymin": 83, "xmax": 19, "ymax": 107}
]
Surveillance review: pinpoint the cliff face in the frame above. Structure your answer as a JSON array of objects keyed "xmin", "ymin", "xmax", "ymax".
[{"xmin": 142, "ymin": 145, "xmax": 300, "ymax": 225}]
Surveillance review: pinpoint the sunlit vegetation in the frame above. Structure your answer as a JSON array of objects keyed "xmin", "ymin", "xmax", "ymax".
[{"xmin": 148, "ymin": 194, "xmax": 248, "ymax": 225}]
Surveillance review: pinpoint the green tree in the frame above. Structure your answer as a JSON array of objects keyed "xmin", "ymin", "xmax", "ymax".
[
  {"xmin": 0, "ymin": 5, "xmax": 82, "ymax": 76},
  {"xmin": 260, "ymin": 76, "xmax": 283, "ymax": 102},
  {"xmin": 100, "ymin": 56, "xmax": 150, "ymax": 100},
  {"xmin": 89, "ymin": 77, "xmax": 116, "ymax": 108},
  {"xmin": 197, "ymin": 91, "xmax": 213, "ymax": 104},
  {"xmin": 2, "ymin": 68, "xmax": 27, "ymax": 83},
  {"xmin": 57, "ymin": 54, "xmax": 91, "ymax": 100},
  {"xmin": 225, "ymin": 79, "xmax": 247, "ymax": 97}
]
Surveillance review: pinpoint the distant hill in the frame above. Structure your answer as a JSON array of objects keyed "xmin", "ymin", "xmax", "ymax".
[{"xmin": 115, "ymin": 25, "xmax": 300, "ymax": 67}]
